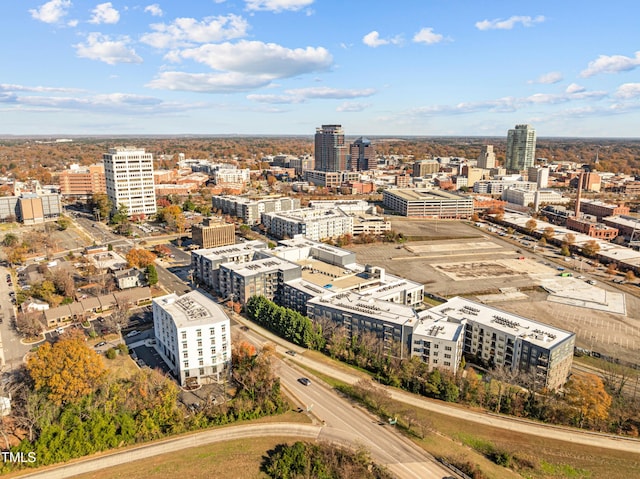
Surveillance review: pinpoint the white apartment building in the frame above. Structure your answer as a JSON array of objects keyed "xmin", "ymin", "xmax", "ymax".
[
  {"xmin": 153, "ymin": 291, "xmax": 231, "ymax": 387},
  {"xmin": 214, "ymin": 168, "xmax": 251, "ymax": 185},
  {"xmin": 103, "ymin": 147, "xmax": 157, "ymax": 217},
  {"xmin": 261, "ymin": 208, "xmax": 354, "ymax": 241}
]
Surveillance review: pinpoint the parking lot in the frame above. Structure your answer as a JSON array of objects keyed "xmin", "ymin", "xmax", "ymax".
[{"xmin": 347, "ymin": 219, "xmax": 640, "ymax": 364}]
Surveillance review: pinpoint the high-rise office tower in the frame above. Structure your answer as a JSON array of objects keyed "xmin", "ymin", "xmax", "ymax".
[
  {"xmin": 314, "ymin": 125, "xmax": 347, "ymax": 172},
  {"xmin": 477, "ymin": 145, "xmax": 496, "ymax": 169},
  {"xmin": 349, "ymin": 137, "xmax": 376, "ymax": 171},
  {"xmin": 103, "ymin": 147, "xmax": 157, "ymax": 218},
  {"xmin": 505, "ymin": 124, "xmax": 536, "ymax": 171}
]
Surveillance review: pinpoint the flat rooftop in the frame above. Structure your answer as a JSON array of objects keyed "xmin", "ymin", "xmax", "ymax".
[
  {"xmin": 386, "ymin": 189, "xmax": 470, "ymax": 202},
  {"xmin": 155, "ymin": 291, "xmax": 229, "ymax": 328},
  {"xmin": 309, "ymin": 291, "xmax": 419, "ymax": 328},
  {"xmin": 429, "ymin": 296, "xmax": 574, "ymax": 348}
]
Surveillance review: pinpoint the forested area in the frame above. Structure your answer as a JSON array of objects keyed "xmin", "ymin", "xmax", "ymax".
[{"xmin": 0, "ymin": 333, "xmax": 286, "ymax": 472}]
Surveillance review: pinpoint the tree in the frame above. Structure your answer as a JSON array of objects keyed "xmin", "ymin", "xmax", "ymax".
[
  {"xmin": 625, "ymin": 270, "xmax": 637, "ymax": 282},
  {"xmin": 563, "ymin": 373, "xmax": 612, "ymax": 428},
  {"xmin": 26, "ymin": 333, "xmax": 106, "ymax": 405},
  {"xmin": 582, "ymin": 240, "xmax": 601, "ymax": 258},
  {"xmin": 563, "ymin": 233, "xmax": 576, "ymax": 246},
  {"xmin": 146, "ymin": 264, "xmax": 158, "ymax": 286},
  {"xmin": 56, "ymin": 217, "xmax": 70, "ymax": 230},
  {"xmin": 1, "ymin": 233, "xmax": 19, "ymax": 247},
  {"xmin": 126, "ymin": 248, "xmax": 157, "ymax": 268},
  {"xmin": 525, "ymin": 219, "xmax": 537, "ymax": 233},
  {"xmin": 91, "ymin": 193, "xmax": 112, "ymax": 222},
  {"xmin": 542, "ymin": 226, "xmax": 555, "ymax": 241}
]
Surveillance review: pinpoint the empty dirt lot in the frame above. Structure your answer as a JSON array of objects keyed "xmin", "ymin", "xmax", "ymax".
[{"xmin": 346, "ymin": 218, "xmax": 640, "ymax": 365}]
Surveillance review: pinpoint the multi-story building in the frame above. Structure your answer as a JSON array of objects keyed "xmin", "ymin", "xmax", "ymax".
[
  {"xmin": 315, "ymin": 124, "xmax": 347, "ymax": 172},
  {"xmin": 429, "ymin": 297, "xmax": 575, "ymax": 390},
  {"xmin": 411, "ymin": 311, "xmax": 466, "ymax": 373},
  {"xmin": 262, "ymin": 208, "xmax": 353, "ymax": 241},
  {"xmin": 213, "ymin": 168, "xmax": 250, "ymax": 185},
  {"xmin": 565, "ymin": 216, "xmax": 619, "ymax": 240},
  {"xmin": 579, "ymin": 200, "xmax": 629, "ymax": 220},
  {"xmin": 103, "ymin": 147, "xmax": 157, "ymax": 217},
  {"xmin": 191, "ymin": 240, "xmax": 268, "ymax": 290},
  {"xmin": 218, "ymin": 256, "xmax": 301, "ymax": 305},
  {"xmin": 304, "ymin": 170, "xmax": 361, "ymax": 188},
  {"xmin": 473, "ymin": 180, "xmax": 537, "ymax": 195},
  {"xmin": 505, "ymin": 124, "xmax": 536, "ymax": 172},
  {"xmin": 0, "ymin": 180, "xmax": 63, "ymax": 224},
  {"xmin": 153, "ymin": 291, "xmax": 231, "ymax": 387},
  {"xmin": 413, "ymin": 159, "xmax": 440, "ymax": 177},
  {"xmin": 349, "ymin": 137, "xmax": 376, "ymax": 171},
  {"xmin": 477, "ymin": 145, "xmax": 496, "ymax": 169},
  {"xmin": 382, "ymin": 189, "xmax": 474, "ymax": 218},
  {"xmin": 502, "ymin": 188, "xmax": 569, "ymax": 208},
  {"xmin": 212, "ymin": 196, "xmax": 300, "ymax": 225},
  {"xmin": 527, "ymin": 166, "xmax": 550, "ymax": 188},
  {"xmin": 191, "ymin": 218, "xmax": 235, "ymax": 249},
  {"xmin": 58, "ymin": 164, "xmax": 106, "ymax": 198}
]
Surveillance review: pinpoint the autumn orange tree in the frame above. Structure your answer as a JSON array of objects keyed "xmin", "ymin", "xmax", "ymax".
[
  {"xmin": 26, "ymin": 332, "xmax": 106, "ymax": 405},
  {"xmin": 563, "ymin": 373, "xmax": 612, "ymax": 429},
  {"xmin": 126, "ymin": 248, "xmax": 157, "ymax": 268}
]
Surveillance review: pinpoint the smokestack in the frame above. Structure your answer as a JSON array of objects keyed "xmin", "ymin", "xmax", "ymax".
[{"xmin": 575, "ymin": 171, "xmax": 584, "ymax": 218}]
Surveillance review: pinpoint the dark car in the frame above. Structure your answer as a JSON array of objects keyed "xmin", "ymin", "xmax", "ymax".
[
  {"xmin": 285, "ymin": 350, "xmax": 297, "ymax": 357},
  {"xmin": 298, "ymin": 377, "xmax": 311, "ymax": 386}
]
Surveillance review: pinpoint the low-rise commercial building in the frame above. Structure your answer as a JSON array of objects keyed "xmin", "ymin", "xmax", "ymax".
[
  {"xmin": 212, "ymin": 196, "xmax": 300, "ymax": 225},
  {"xmin": 262, "ymin": 208, "xmax": 353, "ymax": 241}
]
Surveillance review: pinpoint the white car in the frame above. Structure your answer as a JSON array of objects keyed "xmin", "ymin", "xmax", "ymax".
[
  {"xmin": 126, "ymin": 330, "xmax": 141, "ymax": 338},
  {"xmin": 587, "ymin": 280, "xmax": 597, "ymax": 285}
]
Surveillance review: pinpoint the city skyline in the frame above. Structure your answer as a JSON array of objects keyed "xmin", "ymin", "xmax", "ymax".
[{"xmin": 1, "ymin": 1, "xmax": 640, "ymax": 137}]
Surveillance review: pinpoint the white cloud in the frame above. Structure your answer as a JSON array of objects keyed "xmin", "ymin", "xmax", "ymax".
[
  {"xmin": 141, "ymin": 15, "xmax": 249, "ymax": 49},
  {"xmin": 336, "ymin": 102, "xmax": 370, "ymax": 112},
  {"xmin": 177, "ymin": 40, "xmax": 332, "ymax": 78},
  {"xmin": 580, "ymin": 51, "xmax": 640, "ymax": 78},
  {"xmin": 67, "ymin": 19, "xmax": 78, "ymax": 27},
  {"xmin": 413, "ymin": 28, "xmax": 444, "ymax": 45},
  {"xmin": 146, "ymin": 71, "xmax": 273, "ymax": 93},
  {"xmin": 144, "ymin": 4, "xmax": 163, "ymax": 17},
  {"xmin": 74, "ymin": 33, "xmax": 143, "ymax": 65},
  {"xmin": 248, "ymin": 86, "xmax": 375, "ymax": 104},
  {"xmin": 528, "ymin": 72, "xmax": 563, "ymax": 84},
  {"xmin": 566, "ymin": 83, "xmax": 586, "ymax": 94},
  {"xmin": 0, "ymin": 83, "xmax": 84, "ymax": 93},
  {"xmin": 286, "ymin": 86, "xmax": 375, "ymax": 99},
  {"xmin": 29, "ymin": 0, "xmax": 72, "ymax": 24},
  {"xmin": 475, "ymin": 15, "xmax": 545, "ymax": 31},
  {"xmin": 362, "ymin": 31, "xmax": 401, "ymax": 48},
  {"xmin": 616, "ymin": 83, "xmax": 640, "ymax": 99},
  {"xmin": 245, "ymin": 0, "xmax": 314, "ymax": 13},
  {"xmin": 89, "ymin": 2, "xmax": 120, "ymax": 24}
]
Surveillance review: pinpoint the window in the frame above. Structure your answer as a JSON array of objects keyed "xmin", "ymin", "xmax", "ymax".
[
  {"xmin": 183, "ymin": 351, "xmax": 188, "ymax": 359},
  {"xmin": 196, "ymin": 329, "xmax": 202, "ymax": 338},
  {"xmin": 211, "ymin": 347, "xmax": 216, "ymax": 355},
  {"xmin": 185, "ymin": 371, "xmax": 190, "ymax": 378},
  {"xmin": 222, "ymin": 335, "xmax": 227, "ymax": 343},
  {"xmin": 181, "ymin": 332, "xmax": 187, "ymax": 340},
  {"xmin": 209, "ymin": 328, "xmax": 215, "ymax": 336},
  {"xmin": 434, "ymin": 344, "xmax": 439, "ymax": 349},
  {"xmin": 199, "ymin": 368, "xmax": 205, "ymax": 375},
  {"xmin": 183, "ymin": 360, "xmax": 189, "ymax": 368},
  {"xmin": 198, "ymin": 349, "xmax": 203, "ymax": 357},
  {"xmin": 182, "ymin": 342, "xmax": 187, "ymax": 349},
  {"xmin": 198, "ymin": 359, "xmax": 204, "ymax": 366},
  {"xmin": 445, "ymin": 346, "xmax": 452, "ymax": 351},
  {"xmin": 197, "ymin": 340, "xmax": 202, "ymax": 347},
  {"xmin": 221, "ymin": 325, "xmax": 226, "ymax": 333},
  {"xmin": 444, "ymin": 361, "xmax": 451, "ymax": 366}
]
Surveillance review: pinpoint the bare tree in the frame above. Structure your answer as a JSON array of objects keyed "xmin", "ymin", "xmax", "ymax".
[{"xmin": 16, "ymin": 311, "xmax": 45, "ymax": 338}]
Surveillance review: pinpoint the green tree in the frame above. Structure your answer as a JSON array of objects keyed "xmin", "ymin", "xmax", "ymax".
[
  {"xmin": 146, "ymin": 264, "xmax": 158, "ymax": 286},
  {"xmin": 91, "ymin": 193, "xmax": 112, "ymax": 222},
  {"xmin": 1, "ymin": 233, "xmax": 19, "ymax": 247}
]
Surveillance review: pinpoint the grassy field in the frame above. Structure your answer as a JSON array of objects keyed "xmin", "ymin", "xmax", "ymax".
[{"xmin": 72, "ymin": 437, "xmax": 300, "ymax": 479}]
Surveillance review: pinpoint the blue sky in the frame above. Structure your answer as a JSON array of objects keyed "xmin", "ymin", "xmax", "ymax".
[{"xmin": 1, "ymin": 1, "xmax": 640, "ymax": 137}]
